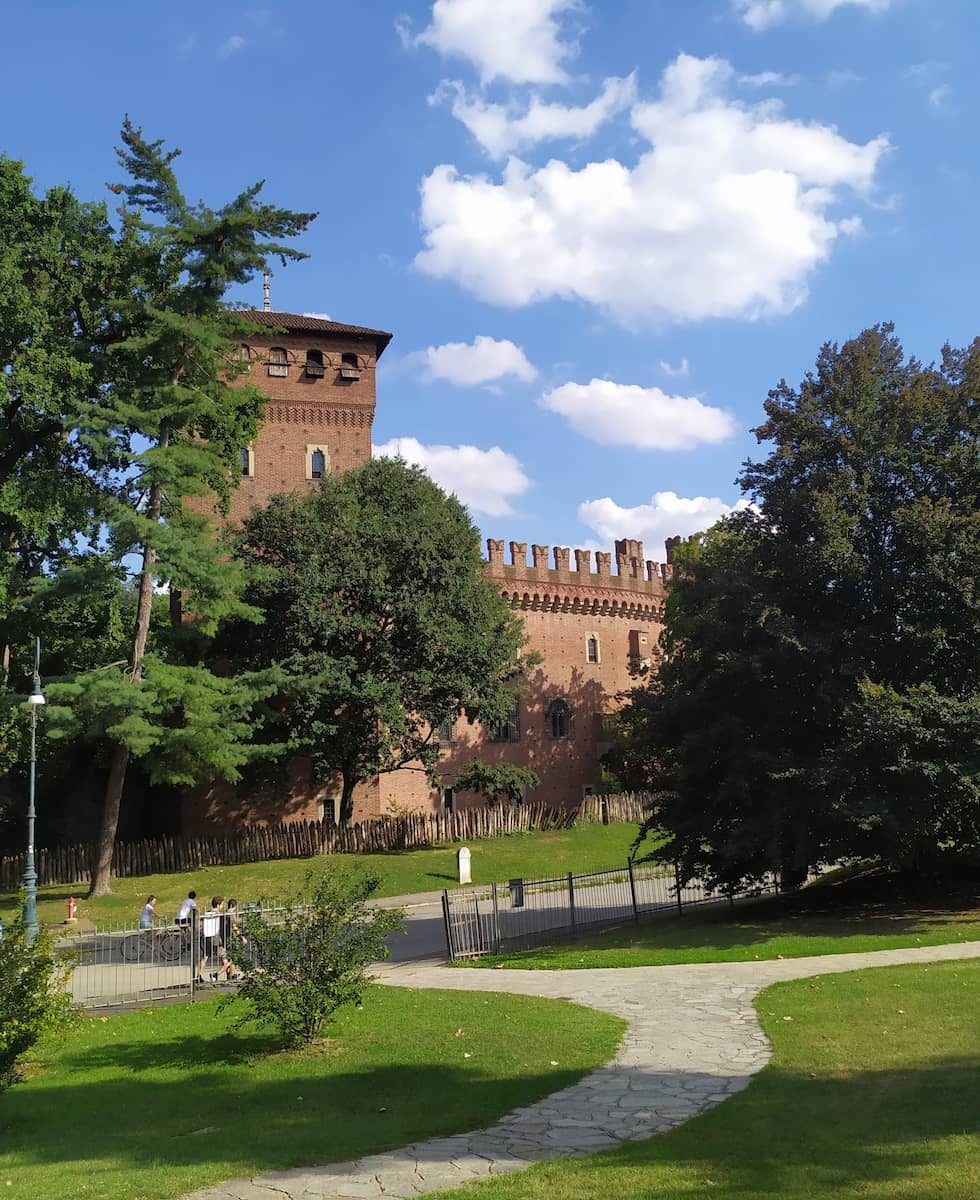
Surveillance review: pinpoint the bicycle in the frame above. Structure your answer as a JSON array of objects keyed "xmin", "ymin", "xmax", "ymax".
[{"xmin": 119, "ymin": 924, "xmax": 190, "ymax": 963}]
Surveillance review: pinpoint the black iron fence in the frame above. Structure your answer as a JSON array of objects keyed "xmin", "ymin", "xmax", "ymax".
[{"xmin": 442, "ymin": 862, "xmax": 777, "ymax": 960}]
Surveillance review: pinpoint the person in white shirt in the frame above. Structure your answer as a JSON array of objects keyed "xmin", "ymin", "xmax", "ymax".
[
  {"xmin": 175, "ymin": 891, "xmax": 197, "ymax": 926},
  {"xmin": 198, "ymin": 897, "xmax": 224, "ymax": 983},
  {"xmin": 139, "ymin": 896, "xmax": 158, "ymax": 930}
]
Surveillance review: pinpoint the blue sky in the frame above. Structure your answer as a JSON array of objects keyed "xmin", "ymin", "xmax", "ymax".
[{"xmin": 4, "ymin": 0, "xmax": 979, "ymax": 564}]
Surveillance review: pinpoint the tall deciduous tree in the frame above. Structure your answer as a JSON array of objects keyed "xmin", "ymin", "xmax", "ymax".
[
  {"xmin": 219, "ymin": 457, "xmax": 532, "ymax": 824},
  {"xmin": 0, "ymin": 155, "xmax": 118, "ymax": 736},
  {"xmin": 621, "ymin": 326, "xmax": 980, "ymax": 886},
  {"xmin": 75, "ymin": 122, "xmax": 315, "ymax": 894}
]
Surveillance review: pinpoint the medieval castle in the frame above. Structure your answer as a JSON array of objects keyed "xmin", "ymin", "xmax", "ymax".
[{"xmin": 185, "ymin": 308, "xmax": 674, "ymax": 830}]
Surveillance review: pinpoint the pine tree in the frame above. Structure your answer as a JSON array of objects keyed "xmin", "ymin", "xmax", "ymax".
[{"xmin": 76, "ymin": 123, "xmax": 315, "ymax": 895}]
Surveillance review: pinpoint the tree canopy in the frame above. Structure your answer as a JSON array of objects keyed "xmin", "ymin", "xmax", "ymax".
[
  {"xmin": 219, "ymin": 457, "xmax": 533, "ymax": 823},
  {"xmin": 619, "ymin": 325, "xmax": 980, "ymax": 887}
]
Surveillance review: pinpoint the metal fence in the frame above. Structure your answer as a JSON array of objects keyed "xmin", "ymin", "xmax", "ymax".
[
  {"xmin": 442, "ymin": 862, "xmax": 777, "ymax": 960},
  {"xmin": 59, "ymin": 902, "xmax": 293, "ymax": 1010}
]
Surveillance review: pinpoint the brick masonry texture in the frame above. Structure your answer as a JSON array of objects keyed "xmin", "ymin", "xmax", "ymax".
[{"xmin": 184, "ymin": 314, "xmax": 668, "ymax": 830}]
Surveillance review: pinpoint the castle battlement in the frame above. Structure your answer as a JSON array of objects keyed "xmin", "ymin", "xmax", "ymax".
[{"xmin": 485, "ymin": 537, "xmax": 673, "ymax": 594}]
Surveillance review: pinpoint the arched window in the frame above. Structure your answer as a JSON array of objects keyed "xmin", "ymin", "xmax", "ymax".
[
  {"xmin": 236, "ymin": 343, "xmax": 252, "ymax": 369},
  {"xmin": 340, "ymin": 352, "xmax": 360, "ymax": 380},
  {"xmin": 267, "ymin": 346, "xmax": 288, "ymax": 377},
  {"xmin": 305, "ymin": 349, "xmax": 325, "ymax": 378},
  {"xmin": 586, "ymin": 635, "xmax": 600, "ymax": 664},
  {"xmin": 546, "ymin": 698, "xmax": 573, "ymax": 740},
  {"xmin": 239, "ymin": 447, "xmax": 254, "ymax": 478},
  {"xmin": 310, "ymin": 449, "xmax": 326, "ymax": 479}
]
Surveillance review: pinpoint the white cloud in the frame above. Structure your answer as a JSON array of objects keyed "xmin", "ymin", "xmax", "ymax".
[
  {"xmin": 578, "ymin": 490, "xmax": 752, "ymax": 547},
  {"xmin": 303, "ymin": 311, "xmax": 333, "ymax": 320},
  {"xmin": 540, "ymin": 378, "xmax": 735, "ymax": 450},
  {"xmin": 415, "ymin": 0, "xmax": 580, "ymax": 85},
  {"xmin": 738, "ymin": 71, "xmax": 801, "ymax": 87},
  {"xmin": 734, "ymin": 0, "xmax": 895, "ymax": 30},
  {"xmin": 929, "ymin": 83, "xmax": 951, "ymax": 109},
  {"xmin": 414, "ymin": 335, "xmax": 537, "ymax": 386},
  {"xmin": 217, "ymin": 33, "xmax": 246, "ymax": 59},
  {"xmin": 659, "ymin": 357, "xmax": 690, "ymax": 378},
  {"xmin": 416, "ymin": 53, "xmax": 888, "ymax": 326},
  {"xmin": 373, "ymin": 436, "xmax": 531, "ymax": 516},
  {"xmin": 432, "ymin": 74, "xmax": 636, "ymax": 159},
  {"xmin": 826, "ymin": 69, "xmax": 862, "ymax": 88}
]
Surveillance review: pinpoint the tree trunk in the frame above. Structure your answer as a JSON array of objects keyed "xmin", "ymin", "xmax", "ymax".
[
  {"xmin": 339, "ymin": 774, "xmax": 357, "ymax": 826},
  {"xmin": 88, "ymin": 743, "xmax": 129, "ymax": 896},
  {"xmin": 88, "ymin": 420, "xmax": 170, "ymax": 897}
]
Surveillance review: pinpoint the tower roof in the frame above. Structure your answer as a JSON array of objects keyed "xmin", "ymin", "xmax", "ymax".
[{"xmin": 237, "ymin": 309, "xmax": 393, "ymax": 358}]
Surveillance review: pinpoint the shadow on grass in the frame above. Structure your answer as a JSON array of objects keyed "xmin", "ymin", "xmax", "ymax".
[
  {"xmin": 551, "ymin": 1054, "xmax": 980, "ymax": 1198},
  {"xmin": 0, "ymin": 1060, "xmax": 597, "ymax": 1174}
]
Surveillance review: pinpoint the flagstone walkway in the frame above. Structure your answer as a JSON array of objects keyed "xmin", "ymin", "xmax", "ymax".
[{"xmin": 185, "ymin": 940, "xmax": 980, "ymax": 1200}]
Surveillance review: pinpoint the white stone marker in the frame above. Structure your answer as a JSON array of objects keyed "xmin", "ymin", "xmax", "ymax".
[{"xmin": 457, "ymin": 846, "xmax": 472, "ymax": 885}]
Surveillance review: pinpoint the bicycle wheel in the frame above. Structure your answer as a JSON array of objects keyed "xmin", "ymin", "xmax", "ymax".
[
  {"xmin": 158, "ymin": 929, "xmax": 184, "ymax": 962},
  {"xmin": 120, "ymin": 933, "xmax": 147, "ymax": 963}
]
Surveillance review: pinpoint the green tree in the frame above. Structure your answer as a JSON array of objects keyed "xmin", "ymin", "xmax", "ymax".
[
  {"xmin": 220, "ymin": 457, "xmax": 533, "ymax": 823},
  {"xmin": 0, "ymin": 155, "xmax": 119, "ymax": 759},
  {"xmin": 71, "ymin": 122, "xmax": 315, "ymax": 895},
  {"xmin": 622, "ymin": 326, "xmax": 980, "ymax": 887},
  {"xmin": 454, "ymin": 761, "xmax": 540, "ymax": 805},
  {"xmin": 0, "ymin": 922, "xmax": 72, "ymax": 1093},
  {"xmin": 225, "ymin": 868, "xmax": 404, "ymax": 1047}
]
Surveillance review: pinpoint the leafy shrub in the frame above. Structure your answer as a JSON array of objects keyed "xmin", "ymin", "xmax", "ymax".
[
  {"xmin": 225, "ymin": 868, "xmax": 404, "ymax": 1046},
  {"xmin": 0, "ymin": 922, "xmax": 72, "ymax": 1093}
]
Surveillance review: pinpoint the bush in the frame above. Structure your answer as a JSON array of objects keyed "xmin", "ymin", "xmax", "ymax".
[
  {"xmin": 0, "ymin": 922, "xmax": 72, "ymax": 1093},
  {"xmin": 225, "ymin": 868, "xmax": 405, "ymax": 1046}
]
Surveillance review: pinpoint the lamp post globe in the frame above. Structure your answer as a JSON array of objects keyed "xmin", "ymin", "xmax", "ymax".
[{"xmin": 22, "ymin": 637, "xmax": 45, "ymax": 943}]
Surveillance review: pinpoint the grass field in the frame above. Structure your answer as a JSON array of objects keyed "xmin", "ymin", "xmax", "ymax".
[
  {"xmin": 0, "ymin": 984, "xmax": 623, "ymax": 1200},
  {"xmin": 467, "ymin": 873, "xmax": 980, "ymax": 969},
  {"xmin": 429, "ymin": 959, "xmax": 980, "ymax": 1200},
  {"xmin": 0, "ymin": 822, "xmax": 640, "ymax": 930}
]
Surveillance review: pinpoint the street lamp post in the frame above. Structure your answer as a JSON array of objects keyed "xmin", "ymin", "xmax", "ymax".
[{"xmin": 23, "ymin": 637, "xmax": 45, "ymax": 943}]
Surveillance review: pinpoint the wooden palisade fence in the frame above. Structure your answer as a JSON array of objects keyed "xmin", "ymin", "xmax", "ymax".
[{"xmin": 0, "ymin": 793, "xmax": 647, "ymax": 891}]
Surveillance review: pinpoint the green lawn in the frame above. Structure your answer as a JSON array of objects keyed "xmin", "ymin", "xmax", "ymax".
[
  {"xmin": 467, "ymin": 874, "xmax": 980, "ymax": 969},
  {"xmin": 0, "ymin": 822, "xmax": 639, "ymax": 930},
  {"xmin": 0, "ymin": 985, "xmax": 623, "ymax": 1200},
  {"xmin": 430, "ymin": 959, "xmax": 980, "ymax": 1200}
]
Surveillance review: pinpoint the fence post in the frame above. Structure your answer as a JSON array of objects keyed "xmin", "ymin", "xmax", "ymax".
[
  {"xmin": 491, "ymin": 882, "xmax": 501, "ymax": 954},
  {"xmin": 627, "ymin": 858, "xmax": 639, "ymax": 921},
  {"xmin": 674, "ymin": 862, "xmax": 684, "ymax": 916},
  {"xmin": 568, "ymin": 872, "xmax": 576, "ymax": 935},
  {"xmin": 441, "ymin": 890, "xmax": 454, "ymax": 960}
]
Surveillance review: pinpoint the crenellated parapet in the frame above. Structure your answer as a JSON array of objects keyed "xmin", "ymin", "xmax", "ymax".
[
  {"xmin": 485, "ymin": 536, "xmax": 675, "ymax": 622},
  {"xmin": 485, "ymin": 537, "xmax": 673, "ymax": 592}
]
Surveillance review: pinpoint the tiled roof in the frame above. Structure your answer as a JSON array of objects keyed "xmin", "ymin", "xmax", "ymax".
[{"xmin": 237, "ymin": 310, "xmax": 393, "ymax": 357}]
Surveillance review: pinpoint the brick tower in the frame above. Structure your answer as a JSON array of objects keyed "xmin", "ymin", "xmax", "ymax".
[{"xmin": 227, "ymin": 309, "xmax": 392, "ymax": 524}]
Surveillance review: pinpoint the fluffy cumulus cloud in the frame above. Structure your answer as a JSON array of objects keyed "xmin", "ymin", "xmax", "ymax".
[
  {"xmin": 414, "ymin": 335, "xmax": 537, "ymax": 386},
  {"xmin": 579, "ymin": 491, "xmax": 752, "ymax": 548},
  {"xmin": 416, "ymin": 53, "xmax": 888, "ymax": 326},
  {"xmin": 432, "ymin": 74, "xmax": 636, "ymax": 159},
  {"xmin": 734, "ymin": 0, "xmax": 895, "ymax": 30},
  {"xmin": 415, "ymin": 0, "xmax": 580, "ymax": 85},
  {"xmin": 373, "ymin": 436, "xmax": 531, "ymax": 516},
  {"xmin": 540, "ymin": 378, "xmax": 735, "ymax": 450}
]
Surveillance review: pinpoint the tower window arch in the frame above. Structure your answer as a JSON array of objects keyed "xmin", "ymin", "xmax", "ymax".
[
  {"xmin": 305, "ymin": 349, "xmax": 325, "ymax": 378},
  {"xmin": 586, "ymin": 634, "xmax": 600, "ymax": 664},
  {"xmin": 306, "ymin": 444, "xmax": 329, "ymax": 481},
  {"xmin": 546, "ymin": 697, "xmax": 573, "ymax": 740},
  {"xmin": 239, "ymin": 446, "xmax": 254, "ymax": 478},
  {"xmin": 267, "ymin": 346, "xmax": 288, "ymax": 377},
  {"xmin": 340, "ymin": 352, "xmax": 361, "ymax": 380}
]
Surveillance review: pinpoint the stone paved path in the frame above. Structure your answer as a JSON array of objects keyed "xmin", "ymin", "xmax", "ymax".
[{"xmin": 186, "ymin": 940, "xmax": 980, "ymax": 1200}]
